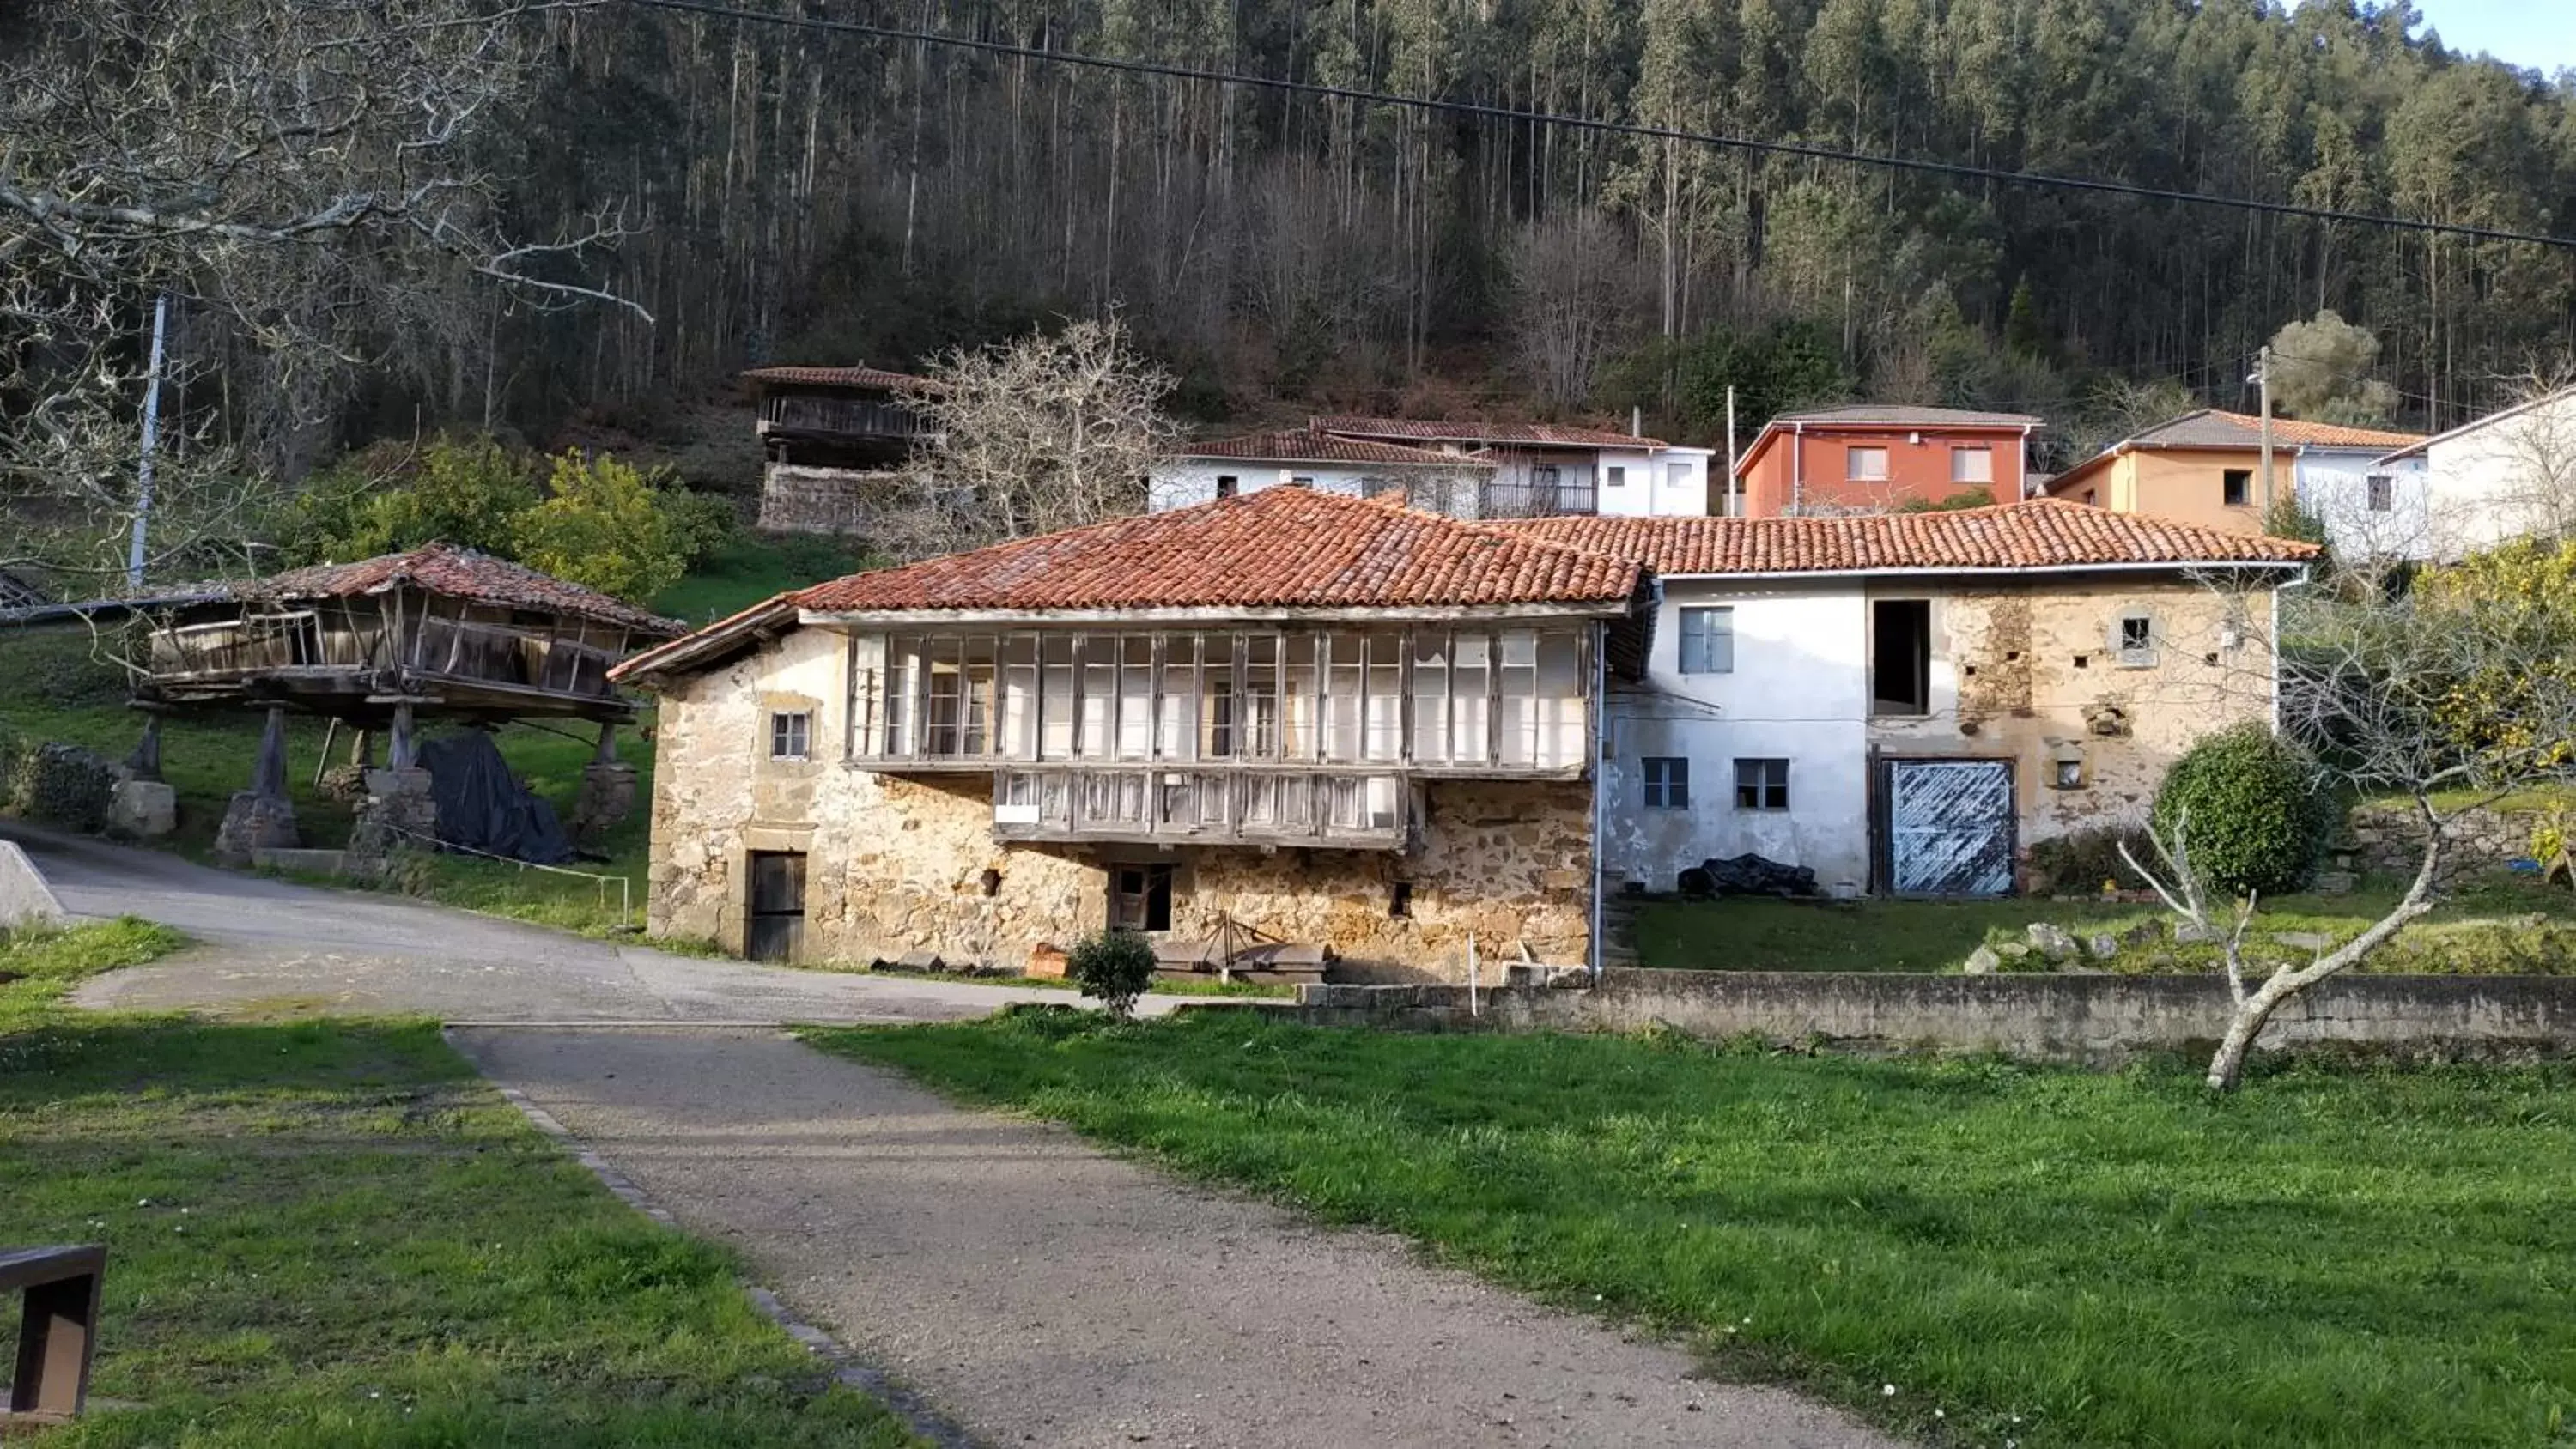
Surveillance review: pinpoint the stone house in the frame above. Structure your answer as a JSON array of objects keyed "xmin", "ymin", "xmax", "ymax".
[
  {"xmin": 1495, "ymin": 500, "xmax": 2320, "ymax": 897},
  {"xmin": 611, "ymin": 487, "xmax": 1647, "ymax": 975}
]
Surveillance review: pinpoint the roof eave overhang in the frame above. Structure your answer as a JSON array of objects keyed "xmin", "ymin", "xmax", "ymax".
[
  {"xmin": 797, "ymin": 599, "xmax": 1635, "ymax": 628},
  {"xmin": 1657, "ymin": 559, "xmax": 2314, "ymax": 582}
]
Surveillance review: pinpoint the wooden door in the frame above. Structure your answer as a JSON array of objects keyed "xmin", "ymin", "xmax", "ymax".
[{"xmin": 747, "ymin": 851, "xmax": 807, "ymax": 962}]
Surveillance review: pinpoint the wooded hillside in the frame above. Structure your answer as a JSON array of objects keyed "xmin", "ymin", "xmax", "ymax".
[{"xmin": 460, "ymin": 0, "xmax": 2575, "ymax": 447}]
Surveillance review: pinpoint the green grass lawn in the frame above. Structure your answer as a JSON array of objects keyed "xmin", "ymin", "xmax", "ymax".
[
  {"xmin": 1636, "ymin": 873, "xmax": 2576, "ymax": 973},
  {"xmin": 816, "ymin": 1009, "xmax": 2576, "ymax": 1449},
  {"xmin": 650, "ymin": 530, "xmax": 870, "ymax": 627},
  {"xmin": 0, "ymin": 921, "xmax": 922, "ymax": 1447}
]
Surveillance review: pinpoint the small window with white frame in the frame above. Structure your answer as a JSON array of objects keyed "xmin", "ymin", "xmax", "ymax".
[
  {"xmin": 1642, "ymin": 757, "xmax": 1689, "ymax": 809},
  {"xmin": 1848, "ymin": 446, "xmax": 1890, "ymax": 482},
  {"xmin": 1677, "ymin": 605, "xmax": 1735, "ymax": 674},
  {"xmin": 769, "ymin": 710, "xmax": 813, "ymax": 761},
  {"xmin": 2114, "ymin": 613, "xmax": 2158, "ymax": 668},
  {"xmin": 1734, "ymin": 758, "xmax": 1789, "ymax": 810},
  {"xmin": 1951, "ymin": 446, "xmax": 1994, "ymax": 484},
  {"xmin": 2366, "ymin": 473, "xmax": 2393, "ymax": 512}
]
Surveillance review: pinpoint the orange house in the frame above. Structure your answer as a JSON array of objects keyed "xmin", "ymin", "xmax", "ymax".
[{"xmin": 1735, "ymin": 405, "xmax": 2043, "ymax": 518}]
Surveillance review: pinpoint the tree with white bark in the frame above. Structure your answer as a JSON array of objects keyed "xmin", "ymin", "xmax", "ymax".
[
  {"xmin": 0, "ymin": 0, "xmax": 633, "ymax": 591},
  {"xmin": 2128, "ymin": 549, "xmax": 2576, "ymax": 1089},
  {"xmin": 897, "ymin": 318, "xmax": 1182, "ymax": 557}
]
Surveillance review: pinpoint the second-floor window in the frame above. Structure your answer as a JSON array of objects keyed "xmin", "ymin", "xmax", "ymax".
[
  {"xmin": 1952, "ymin": 446, "xmax": 1994, "ymax": 484},
  {"xmin": 2223, "ymin": 469, "xmax": 2251, "ymax": 507},
  {"xmin": 851, "ymin": 627, "xmax": 1588, "ymax": 770},
  {"xmin": 1678, "ymin": 606, "xmax": 1735, "ymax": 674},
  {"xmin": 1216, "ymin": 475, "xmax": 1239, "ymax": 499},
  {"xmin": 2367, "ymin": 473, "xmax": 2393, "ymax": 512},
  {"xmin": 1848, "ymin": 446, "xmax": 1890, "ymax": 482},
  {"xmin": 769, "ymin": 711, "xmax": 812, "ymax": 761}
]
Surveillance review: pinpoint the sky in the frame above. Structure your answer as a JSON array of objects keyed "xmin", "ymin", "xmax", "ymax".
[{"xmin": 2413, "ymin": 0, "xmax": 2576, "ymax": 76}]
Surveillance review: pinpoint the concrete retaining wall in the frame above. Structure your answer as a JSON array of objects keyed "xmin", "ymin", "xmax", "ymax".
[
  {"xmin": 0, "ymin": 839, "xmax": 68, "ymax": 930},
  {"xmin": 1285, "ymin": 967, "xmax": 2576, "ymax": 1064}
]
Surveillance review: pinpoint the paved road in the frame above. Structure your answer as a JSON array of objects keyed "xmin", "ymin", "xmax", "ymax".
[
  {"xmin": 7, "ymin": 821, "xmax": 1163, "ymax": 1024},
  {"xmin": 456, "ymin": 1028, "xmax": 1896, "ymax": 1449},
  {"xmin": 16, "ymin": 820, "xmax": 1897, "ymax": 1449}
]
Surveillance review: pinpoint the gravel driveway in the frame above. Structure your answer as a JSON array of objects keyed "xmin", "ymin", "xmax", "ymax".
[
  {"xmin": 15, "ymin": 820, "xmax": 1897, "ymax": 1448},
  {"xmin": 9, "ymin": 822, "xmax": 1163, "ymax": 1024},
  {"xmin": 453, "ymin": 1028, "xmax": 1897, "ymax": 1449}
]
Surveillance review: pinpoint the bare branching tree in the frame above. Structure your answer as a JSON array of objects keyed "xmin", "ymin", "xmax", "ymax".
[
  {"xmin": 1, "ymin": 0, "xmax": 635, "ymax": 593},
  {"xmin": 1504, "ymin": 213, "xmax": 1641, "ymax": 415},
  {"xmin": 896, "ymin": 318, "xmax": 1181, "ymax": 556},
  {"xmin": 2132, "ymin": 556, "xmax": 2576, "ymax": 1089}
]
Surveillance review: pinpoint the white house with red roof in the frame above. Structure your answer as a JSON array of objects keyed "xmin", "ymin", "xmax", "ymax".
[
  {"xmin": 2365, "ymin": 385, "xmax": 2576, "ymax": 561},
  {"xmin": 1155, "ymin": 415, "xmax": 1716, "ymax": 519}
]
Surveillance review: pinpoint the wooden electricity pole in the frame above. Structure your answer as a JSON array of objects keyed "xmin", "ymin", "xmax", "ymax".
[{"xmin": 2257, "ymin": 343, "xmax": 2276, "ymax": 519}]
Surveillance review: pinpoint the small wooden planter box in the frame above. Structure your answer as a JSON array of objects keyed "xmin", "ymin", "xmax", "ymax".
[{"xmin": 2, "ymin": 1245, "xmax": 106, "ymax": 1432}]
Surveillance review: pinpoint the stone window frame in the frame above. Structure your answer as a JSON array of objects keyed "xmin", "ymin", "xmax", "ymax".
[
  {"xmin": 2111, "ymin": 612, "xmax": 2160, "ymax": 670},
  {"xmin": 769, "ymin": 710, "xmax": 813, "ymax": 761}
]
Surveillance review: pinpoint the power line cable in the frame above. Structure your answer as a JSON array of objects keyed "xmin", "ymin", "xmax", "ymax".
[{"xmin": 618, "ymin": 0, "xmax": 2576, "ymax": 252}]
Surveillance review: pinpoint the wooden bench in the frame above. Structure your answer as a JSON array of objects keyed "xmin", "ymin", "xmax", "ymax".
[{"xmin": 2, "ymin": 1245, "xmax": 105, "ymax": 1432}]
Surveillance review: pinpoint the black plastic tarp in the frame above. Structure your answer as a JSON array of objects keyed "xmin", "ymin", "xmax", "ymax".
[{"xmin": 419, "ymin": 730, "xmax": 576, "ymax": 865}]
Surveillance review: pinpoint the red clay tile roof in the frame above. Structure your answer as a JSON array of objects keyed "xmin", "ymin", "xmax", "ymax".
[
  {"xmin": 2124, "ymin": 409, "xmax": 2421, "ymax": 451},
  {"xmin": 1178, "ymin": 427, "xmax": 1498, "ymax": 468},
  {"xmin": 1314, "ymin": 415, "xmax": 1669, "ymax": 450},
  {"xmin": 613, "ymin": 489, "xmax": 1643, "ymax": 683},
  {"xmin": 240, "ymin": 545, "xmax": 684, "ymax": 634},
  {"xmin": 794, "ymin": 487, "xmax": 1639, "ymax": 614},
  {"xmin": 1486, "ymin": 499, "xmax": 2321, "ymax": 574},
  {"xmin": 741, "ymin": 364, "xmax": 942, "ymax": 393}
]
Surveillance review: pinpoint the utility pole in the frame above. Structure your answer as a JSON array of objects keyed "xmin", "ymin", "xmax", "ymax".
[
  {"xmin": 126, "ymin": 293, "xmax": 170, "ymax": 590},
  {"xmin": 2257, "ymin": 343, "xmax": 2276, "ymax": 521},
  {"xmin": 1724, "ymin": 385, "xmax": 1738, "ymax": 518}
]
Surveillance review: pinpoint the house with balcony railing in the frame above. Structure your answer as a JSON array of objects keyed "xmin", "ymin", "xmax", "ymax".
[{"xmin": 612, "ymin": 486, "xmax": 1643, "ymax": 973}]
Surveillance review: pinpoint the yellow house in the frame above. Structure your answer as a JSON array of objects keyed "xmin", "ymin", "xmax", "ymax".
[{"xmin": 2047, "ymin": 409, "xmax": 2420, "ymax": 533}]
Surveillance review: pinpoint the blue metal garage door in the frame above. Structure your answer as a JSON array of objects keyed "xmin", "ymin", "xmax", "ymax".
[{"xmin": 1886, "ymin": 759, "xmax": 2014, "ymax": 896}]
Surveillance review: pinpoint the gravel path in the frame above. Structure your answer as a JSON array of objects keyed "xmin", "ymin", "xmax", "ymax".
[
  {"xmin": 7, "ymin": 821, "xmax": 1170, "ymax": 1024},
  {"xmin": 452, "ymin": 1028, "xmax": 1898, "ymax": 1449}
]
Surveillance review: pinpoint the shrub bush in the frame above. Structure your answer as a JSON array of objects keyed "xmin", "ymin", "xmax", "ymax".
[
  {"xmin": 2151, "ymin": 724, "xmax": 2334, "ymax": 897},
  {"xmin": 2024, "ymin": 824, "xmax": 2154, "ymax": 894},
  {"xmin": 1066, "ymin": 929, "xmax": 1157, "ymax": 1018}
]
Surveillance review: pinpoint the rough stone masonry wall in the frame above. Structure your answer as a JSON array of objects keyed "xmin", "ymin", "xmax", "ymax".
[
  {"xmin": 757, "ymin": 464, "xmax": 893, "ymax": 536},
  {"xmin": 646, "ymin": 627, "xmax": 1595, "ymax": 979},
  {"xmin": 2345, "ymin": 801, "xmax": 2542, "ymax": 879},
  {"xmin": 1285, "ymin": 969, "xmax": 2576, "ymax": 1065},
  {"xmin": 1869, "ymin": 578, "xmax": 2276, "ymax": 847}
]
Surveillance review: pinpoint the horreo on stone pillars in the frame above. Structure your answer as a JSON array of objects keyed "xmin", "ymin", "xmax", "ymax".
[
  {"xmin": 349, "ymin": 700, "xmax": 438, "ymax": 870},
  {"xmin": 212, "ymin": 705, "xmax": 300, "ymax": 864},
  {"xmin": 569, "ymin": 720, "xmax": 638, "ymax": 844},
  {"xmin": 106, "ymin": 708, "xmax": 179, "ymax": 840}
]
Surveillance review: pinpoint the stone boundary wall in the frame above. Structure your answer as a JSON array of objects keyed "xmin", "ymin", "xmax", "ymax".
[
  {"xmin": 1278, "ymin": 968, "xmax": 2576, "ymax": 1064},
  {"xmin": 2345, "ymin": 802, "xmax": 2537, "ymax": 877}
]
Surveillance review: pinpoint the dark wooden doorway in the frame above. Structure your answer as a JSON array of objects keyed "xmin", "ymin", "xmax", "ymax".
[
  {"xmin": 1109, "ymin": 864, "xmax": 1173, "ymax": 932},
  {"xmin": 747, "ymin": 851, "xmax": 807, "ymax": 961}
]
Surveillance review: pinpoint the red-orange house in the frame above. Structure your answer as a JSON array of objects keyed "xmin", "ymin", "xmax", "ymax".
[{"xmin": 1735, "ymin": 405, "xmax": 2043, "ymax": 518}]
